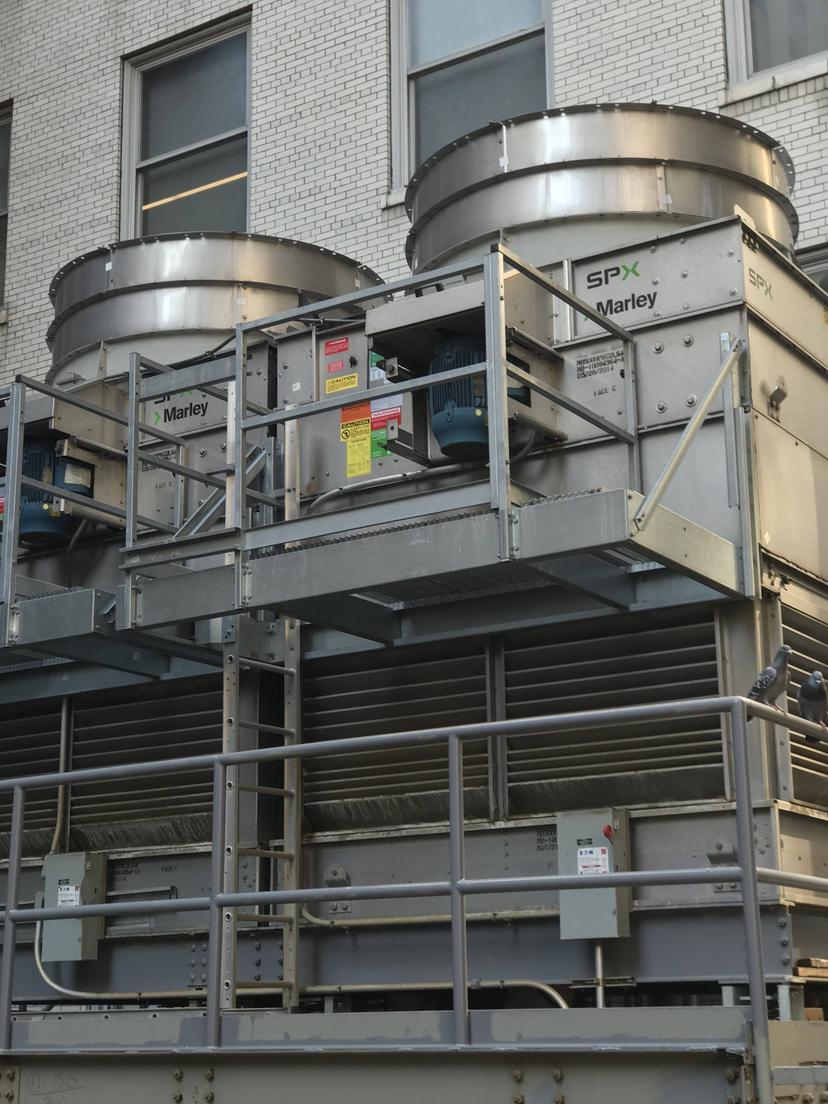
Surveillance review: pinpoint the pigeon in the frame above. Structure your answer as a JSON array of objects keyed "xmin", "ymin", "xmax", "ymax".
[
  {"xmin": 798, "ymin": 670, "xmax": 828, "ymax": 741},
  {"xmin": 747, "ymin": 644, "xmax": 792, "ymax": 712}
]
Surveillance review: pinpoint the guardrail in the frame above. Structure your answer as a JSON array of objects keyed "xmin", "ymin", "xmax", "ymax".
[{"xmin": 1, "ymin": 695, "xmax": 827, "ymax": 1103}]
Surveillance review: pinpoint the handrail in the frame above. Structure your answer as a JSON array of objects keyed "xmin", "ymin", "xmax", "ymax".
[{"xmin": 0, "ymin": 694, "xmax": 824, "ymax": 1100}]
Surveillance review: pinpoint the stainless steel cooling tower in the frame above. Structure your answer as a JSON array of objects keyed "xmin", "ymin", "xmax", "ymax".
[
  {"xmin": 47, "ymin": 232, "xmax": 383, "ymax": 382},
  {"xmin": 405, "ymin": 103, "xmax": 798, "ymax": 270}
]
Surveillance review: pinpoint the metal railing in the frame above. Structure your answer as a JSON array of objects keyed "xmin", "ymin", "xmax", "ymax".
[
  {"xmin": 117, "ymin": 243, "xmax": 640, "ymax": 579},
  {"xmin": 1, "ymin": 695, "xmax": 828, "ymax": 1102}
]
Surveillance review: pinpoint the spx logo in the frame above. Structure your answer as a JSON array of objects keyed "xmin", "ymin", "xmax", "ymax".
[
  {"xmin": 748, "ymin": 267, "xmax": 773, "ymax": 299},
  {"xmin": 586, "ymin": 261, "xmax": 640, "ymax": 289}
]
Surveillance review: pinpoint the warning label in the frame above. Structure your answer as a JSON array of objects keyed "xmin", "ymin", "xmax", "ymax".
[
  {"xmin": 370, "ymin": 396, "xmax": 402, "ymax": 430},
  {"xmin": 326, "ymin": 372, "xmax": 358, "ymax": 394},
  {"xmin": 346, "ymin": 437, "xmax": 371, "ymax": 477},
  {"xmin": 576, "ymin": 846, "xmax": 610, "ymax": 876},
  {"xmin": 340, "ymin": 402, "xmax": 371, "ymax": 441},
  {"xmin": 327, "ymin": 359, "xmax": 345, "ymax": 373},
  {"xmin": 575, "ymin": 348, "xmax": 624, "ymax": 380},
  {"xmin": 57, "ymin": 883, "xmax": 81, "ymax": 909},
  {"xmin": 324, "ymin": 337, "xmax": 350, "ymax": 355}
]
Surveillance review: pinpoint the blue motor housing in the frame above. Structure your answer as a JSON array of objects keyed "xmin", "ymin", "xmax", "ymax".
[
  {"xmin": 428, "ymin": 338, "xmax": 488, "ymax": 459},
  {"xmin": 428, "ymin": 338, "xmax": 532, "ymax": 459},
  {"xmin": 19, "ymin": 439, "xmax": 94, "ymax": 547}
]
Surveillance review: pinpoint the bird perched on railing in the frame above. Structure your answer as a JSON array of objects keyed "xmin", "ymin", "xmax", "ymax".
[
  {"xmin": 747, "ymin": 644, "xmax": 792, "ymax": 712},
  {"xmin": 797, "ymin": 670, "xmax": 828, "ymax": 741}
]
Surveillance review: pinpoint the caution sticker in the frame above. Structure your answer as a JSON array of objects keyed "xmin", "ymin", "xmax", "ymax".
[
  {"xmin": 326, "ymin": 372, "xmax": 358, "ymax": 394},
  {"xmin": 340, "ymin": 402, "xmax": 371, "ymax": 441},
  {"xmin": 346, "ymin": 437, "xmax": 371, "ymax": 477}
]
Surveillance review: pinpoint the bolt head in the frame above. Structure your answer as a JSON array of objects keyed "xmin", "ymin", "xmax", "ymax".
[
  {"xmin": 554, "ymin": 1095, "xmax": 566, "ymax": 1104},
  {"xmin": 512, "ymin": 1070, "xmax": 523, "ymax": 1082},
  {"xmin": 552, "ymin": 1069, "xmax": 564, "ymax": 1082}
]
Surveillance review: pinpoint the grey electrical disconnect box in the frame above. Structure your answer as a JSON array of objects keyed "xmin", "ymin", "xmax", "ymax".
[
  {"xmin": 558, "ymin": 808, "xmax": 631, "ymax": 941},
  {"xmin": 42, "ymin": 851, "xmax": 106, "ymax": 962}
]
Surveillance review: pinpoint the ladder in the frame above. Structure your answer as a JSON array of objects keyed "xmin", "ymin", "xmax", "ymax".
[{"xmin": 219, "ymin": 614, "xmax": 302, "ymax": 1009}]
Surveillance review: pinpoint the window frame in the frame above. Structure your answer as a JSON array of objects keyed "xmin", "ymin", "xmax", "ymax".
[
  {"xmin": 389, "ymin": 0, "xmax": 554, "ymax": 200},
  {"xmin": 725, "ymin": 0, "xmax": 828, "ymax": 98},
  {"xmin": 120, "ymin": 15, "xmax": 251, "ymax": 239},
  {"xmin": 798, "ymin": 243, "xmax": 828, "ymax": 291},
  {"xmin": 0, "ymin": 104, "xmax": 11, "ymax": 313}
]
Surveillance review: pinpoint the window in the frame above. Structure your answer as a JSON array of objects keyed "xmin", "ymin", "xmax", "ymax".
[
  {"xmin": 0, "ymin": 110, "xmax": 10, "ymax": 306},
  {"xmin": 391, "ymin": 0, "xmax": 550, "ymax": 192},
  {"xmin": 727, "ymin": 0, "xmax": 828, "ymax": 86},
  {"xmin": 122, "ymin": 20, "xmax": 249, "ymax": 237},
  {"xmin": 799, "ymin": 244, "xmax": 828, "ymax": 293}
]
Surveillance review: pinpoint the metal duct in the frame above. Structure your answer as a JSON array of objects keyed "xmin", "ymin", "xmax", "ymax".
[{"xmin": 405, "ymin": 103, "xmax": 798, "ymax": 271}]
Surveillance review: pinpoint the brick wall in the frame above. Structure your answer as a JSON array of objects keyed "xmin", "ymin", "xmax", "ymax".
[{"xmin": 0, "ymin": 0, "xmax": 825, "ymax": 383}]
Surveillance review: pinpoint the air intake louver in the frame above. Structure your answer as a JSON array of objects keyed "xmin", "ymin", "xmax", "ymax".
[
  {"xmin": 783, "ymin": 606, "xmax": 828, "ymax": 809},
  {"xmin": 302, "ymin": 609, "xmax": 724, "ymax": 829},
  {"xmin": 0, "ymin": 676, "xmax": 221, "ymax": 857},
  {"xmin": 303, "ymin": 643, "xmax": 489, "ymax": 829}
]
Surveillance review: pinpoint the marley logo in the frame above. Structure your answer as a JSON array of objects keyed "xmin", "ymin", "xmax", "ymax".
[
  {"xmin": 153, "ymin": 410, "xmax": 161, "ymax": 426},
  {"xmin": 586, "ymin": 261, "xmax": 640, "ymax": 289}
]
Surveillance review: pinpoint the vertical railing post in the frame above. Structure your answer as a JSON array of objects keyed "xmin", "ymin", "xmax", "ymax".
[
  {"xmin": 483, "ymin": 248, "xmax": 512, "ymax": 562},
  {"xmin": 206, "ymin": 761, "xmax": 228, "ymax": 1048},
  {"xmin": 730, "ymin": 701, "xmax": 772, "ymax": 1104},
  {"xmin": 229, "ymin": 325, "xmax": 247, "ymax": 534},
  {"xmin": 448, "ymin": 733, "xmax": 469, "ymax": 1045},
  {"xmin": 125, "ymin": 353, "xmax": 141, "ymax": 548},
  {"xmin": 281, "ymin": 416, "xmax": 303, "ymax": 1007},
  {"xmin": 0, "ymin": 786, "xmax": 25, "ymax": 1051},
  {"xmin": 0, "ymin": 382, "xmax": 25, "ymax": 647},
  {"xmin": 622, "ymin": 339, "xmax": 641, "ymax": 492}
]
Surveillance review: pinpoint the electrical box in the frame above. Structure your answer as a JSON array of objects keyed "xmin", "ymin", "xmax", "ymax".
[
  {"xmin": 41, "ymin": 851, "xmax": 106, "ymax": 962},
  {"xmin": 558, "ymin": 808, "xmax": 631, "ymax": 941}
]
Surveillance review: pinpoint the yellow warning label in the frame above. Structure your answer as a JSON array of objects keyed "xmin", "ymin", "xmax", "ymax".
[
  {"xmin": 340, "ymin": 401, "xmax": 371, "ymax": 441},
  {"xmin": 346, "ymin": 436, "xmax": 371, "ymax": 477},
  {"xmin": 326, "ymin": 372, "xmax": 358, "ymax": 394},
  {"xmin": 340, "ymin": 418, "xmax": 370, "ymax": 441}
]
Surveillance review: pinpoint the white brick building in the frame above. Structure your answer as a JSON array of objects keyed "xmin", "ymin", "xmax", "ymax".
[{"xmin": 0, "ymin": 0, "xmax": 826, "ymax": 384}]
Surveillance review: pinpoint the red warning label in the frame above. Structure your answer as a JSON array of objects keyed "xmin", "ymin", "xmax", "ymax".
[
  {"xmin": 324, "ymin": 337, "xmax": 350, "ymax": 355},
  {"xmin": 327, "ymin": 359, "xmax": 345, "ymax": 373}
]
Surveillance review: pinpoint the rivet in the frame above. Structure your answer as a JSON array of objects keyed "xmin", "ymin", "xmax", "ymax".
[
  {"xmin": 173, "ymin": 1070, "xmax": 183, "ymax": 1082},
  {"xmin": 653, "ymin": 342, "xmax": 664, "ymax": 353},
  {"xmin": 554, "ymin": 1095, "xmax": 565, "ymax": 1104},
  {"xmin": 512, "ymin": 1069, "xmax": 523, "ymax": 1082},
  {"xmin": 680, "ymin": 270, "xmax": 688, "ymax": 278},
  {"xmin": 685, "ymin": 395, "xmax": 697, "ymax": 407},
  {"xmin": 512, "ymin": 1095, "xmax": 524, "ymax": 1104},
  {"xmin": 683, "ymin": 335, "xmax": 694, "ymax": 346},
  {"xmin": 174, "ymin": 1095, "xmax": 183, "ymax": 1103},
  {"xmin": 205, "ymin": 1070, "xmax": 215, "ymax": 1082},
  {"xmin": 656, "ymin": 400, "xmax": 667, "ymax": 413},
  {"xmin": 552, "ymin": 1069, "xmax": 564, "ymax": 1082},
  {"xmin": 725, "ymin": 1069, "xmax": 739, "ymax": 1084}
]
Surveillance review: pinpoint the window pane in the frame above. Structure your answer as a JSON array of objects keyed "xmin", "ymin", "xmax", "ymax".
[
  {"xmin": 140, "ymin": 136, "xmax": 247, "ymax": 235},
  {"xmin": 141, "ymin": 33, "xmax": 247, "ymax": 159},
  {"xmin": 409, "ymin": 0, "xmax": 542, "ymax": 67},
  {"xmin": 750, "ymin": 0, "xmax": 828, "ymax": 71},
  {"xmin": 0, "ymin": 215, "xmax": 6, "ymax": 303},
  {"xmin": 0, "ymin": 121, "xmax": 10, "ymax": 212},
  {"xmin": 413, "ymin": 33, "xmax": 545, "ymax": 164}
]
